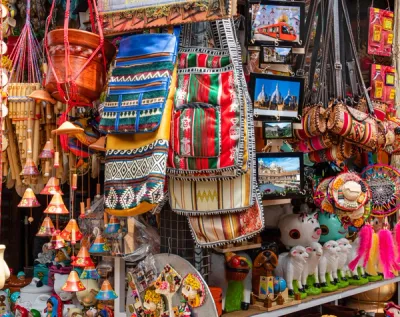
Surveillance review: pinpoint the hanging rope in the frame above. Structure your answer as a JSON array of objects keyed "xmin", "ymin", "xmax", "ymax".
[
  {"xmin": 8, "ymin": 0, "xmax": 42, "ymax": 83},
  {"xmin": 44, "ymin": 0, "xmax": 107, "ymax": 107}
]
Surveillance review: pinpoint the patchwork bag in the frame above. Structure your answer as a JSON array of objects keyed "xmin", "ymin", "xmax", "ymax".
[
  {"xmin": 188, "ymin": 193, "xmax": 264, "ymax": 247},
  {"xmin": 100, "ymin": 28, "xmax": 180, "ymax": 134},
  {"xmin": 104, "ymin": 69, "xmax": 177, "ymax": 216},
  {"xmin": 167, "ymin": 65, "xmax": 244, "ymax": 175},
  {"xmin": 167, "ymin": 19, "xmax": 264, "ymax": 247}
]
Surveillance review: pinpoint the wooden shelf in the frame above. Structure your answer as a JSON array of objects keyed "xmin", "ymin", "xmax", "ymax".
[{"xmin": 222, "ymin": 276, "xmax": 400, "ymax": 317}]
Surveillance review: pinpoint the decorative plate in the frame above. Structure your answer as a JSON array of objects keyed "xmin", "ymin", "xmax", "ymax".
[{"xmin": 361, "ymin": 164, "xmax": 400, "ymax": 217}]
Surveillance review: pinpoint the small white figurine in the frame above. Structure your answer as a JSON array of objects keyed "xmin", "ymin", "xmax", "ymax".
[
  {"xmin": 337, "ymin": 238, "xmax": 352, "ymax": 280},
  {"xmin": 274, "ymin": 245, "xmax": 310, "ymax": 296},
  {"xmin": 318, "ymin": 240, "xmax": 340, "ymax": 286},
  {"xmin": 301, "ymin": 242, "xmax": 323, "ymax": 289}
]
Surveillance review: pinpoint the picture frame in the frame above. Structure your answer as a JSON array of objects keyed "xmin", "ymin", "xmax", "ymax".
[
  {"xmin": 256, "ymin": 152, "xmax": 304, "ymax": 200},
  {"xmin": 249, "ymin": 73, "xmax": 304, "ymax": 120},
  {"xmin": 247, "ymin": 0, "xmax": 305, "ymax": 47},
  {"xmin": 259, "ymin": 46, "xmax": 292, "ymax": 65},
  {"xmin": 262, "ymin": 121, "xmax": 293, "ymax": 139}
]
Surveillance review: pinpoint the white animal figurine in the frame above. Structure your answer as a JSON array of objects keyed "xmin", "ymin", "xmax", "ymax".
[
  {"xmin": 318, "ymin": 240, "xmax": 340, "ymax": 286},
  {"xmin": 278, "ymin": 213, "xmax": 322, "ymax": 248},
  {"xmin": 274, "ymin": 245, "xmax": 310, "ymax": 296},
  {"xmin": 301, "ymin": 242, "xmax": 323, "ymax": 289},
  {"xmin": 346, "ymin": 237, "xmax": 368, "ymax": 280},
  {"xmin": 337, "ymin": 238, "xmax": 352, "ymax": 280}
]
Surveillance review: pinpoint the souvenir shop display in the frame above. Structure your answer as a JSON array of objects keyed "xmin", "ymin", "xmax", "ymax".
[{"xmin": 3, "ymin": 0, "xmax": 400, "ymax": 315}]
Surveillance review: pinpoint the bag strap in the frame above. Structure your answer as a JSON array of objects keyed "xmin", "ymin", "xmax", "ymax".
[
  {"xmin": 305, "ymin": 3, "xmax": 323, "ymax": 104},
  {"xmin": 296, "ymin": 0, "xmax": 320, "ymax": 77},
  {"xmin": 317, "ymin": 0, "xmax": 334, "ymax": 104},
  {"xmin": 340, "ymin": 0, "xmax": 374, "ymax": 114}
]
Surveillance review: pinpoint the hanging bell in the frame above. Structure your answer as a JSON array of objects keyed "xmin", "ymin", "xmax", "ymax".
[
  {"xmin": 20, "ymin": 157, "xmax": 40, "ymax": 176},
  {"xmin": 49, "ymin": 230, "xmax": 65, "ymax": 249},
  {"xmin": 80, "ymin": 266, "xmax": 100, "ymax": 280},
  {"xmin": 89, "ymin": 234, "xmax": 110, "ymax": 254},
  {"xmin": 71, "ymin": 246, "xmax": 95, "ymax": 267},
  {"xmin": 104, "ymin": 216, "xmax": 120, "ymax": 234},
  {"xmin": 36, "ymin": 217, "xmax": 55, "ymax": 237},
  {"xmin": 39, "ymin": 140, "xmax": 55, "ymax": 159},
  {"xmin": 44, "ymin": 193, "xmax": 69, "ymax": 215},
  {"xmin": 60, "ymin": 219, "xmax": 83, "ymax": 243},
  {"xmin": 96, "ymin": 280, "xmax": 118, "ymax": 300},
  {"xmin": 52, "ymin": 121, "xmax": 84, "ymax": 135},
  {"xmin": 40, "ymin": 177, "xmax": 64, "ymax": 195},
  {"xmin": 61, "ymin": 270, "xmax": 86, "ymax": 292},
  {"xmin": 18, "ymin": 188, "xmax": 40, "ymax": 208}
]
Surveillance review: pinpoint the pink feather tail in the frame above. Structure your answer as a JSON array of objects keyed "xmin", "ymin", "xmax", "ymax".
[
  {"xmin": 348, "ymin": 224, "xmax": 373, "ymax": 271},
  {"xmin": 394, "ymin": 222, "xmax": 400, "ymax": 263},
  {"xmin": 378, "ymin": 228, "xmax": 396, "ymax": 279}
]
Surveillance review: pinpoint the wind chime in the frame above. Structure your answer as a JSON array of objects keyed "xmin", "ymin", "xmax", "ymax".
[{"xmin": 6, "ymin": 0, "xmax": 43, "ymax": 195}]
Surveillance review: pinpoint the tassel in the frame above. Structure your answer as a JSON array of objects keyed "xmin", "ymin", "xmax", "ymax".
[
  {"xmin": 378, "ymin": 227, "xmax": 396, "ymax": 279},
  {"xmin": 349, "ymin": 224, "xmax": 373, "ymax": 271},
  {"xmin": 395, "ymin": 222, "xmax": 400, "ymax": 263},
  {"xmin": 366, "ymin": 232, "xmax": 379, "ymax": 276},
  {"xmin": 362, "ymin": 224, "xmax": 373, "ymax": 267}
]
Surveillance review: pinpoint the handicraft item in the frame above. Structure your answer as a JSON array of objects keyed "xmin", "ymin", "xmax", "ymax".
[
  {"xmin": 104, "ymin": 68, "xmax": 176, "ymax": 216},
  {"xmin": 368, "ymin": 7, "xmax": 394, "ymax": 56},
  {"xmin": 361, "ymin": 164, "xmax": 400, "ymax": 217},
  {"xmin": 44, "ymin": 0, "xmax": 115, "ymax": 105},
  {"xmin": 98, "ymin": 0, "xmax": 235, "ymax": 35},
  {"xmin": 154, "ymin": 264, "xmax": 182, "ymax": 316},
  {"xmin": 100, "ymin": 28, "xmax": 180, "ymax": 134},
  {"xmin": 182, "ymin": 273, "xmax": 205, "ymax": 308}
]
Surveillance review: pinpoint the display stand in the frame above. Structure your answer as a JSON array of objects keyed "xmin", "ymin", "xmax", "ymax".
[{"xmin": 222, "ymin": 276, "xmax": 400, "ymax": 317}]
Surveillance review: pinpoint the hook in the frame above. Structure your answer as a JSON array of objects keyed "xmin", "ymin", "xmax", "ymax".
[{"xmin": 168, "ymin": 237, "xmax": 172, "ymax": 256}]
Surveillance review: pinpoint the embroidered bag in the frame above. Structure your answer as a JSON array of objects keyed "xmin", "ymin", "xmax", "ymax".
[
  {"xmin": 99, "ymin": 28, "xmax": 180, "ymax": 134},
  {"xmin": 104, "ymin": 69, "xmax": 177, "ymax": 216},
  {"xmin": 188, "ymin": 193, "xmax": 264, "ymax": 247},
  {"xmin": 327, "ymin": 102, "xmax": 378, "ymax": 151},
  {"xmin": 167, "ymin": 65, "xmax": 243, "ymax": 175}
]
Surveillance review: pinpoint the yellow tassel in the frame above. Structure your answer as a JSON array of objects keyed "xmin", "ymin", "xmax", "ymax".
[{"xmin": 366, "ymin": 232, "xmax": 379, "ymax": 276}]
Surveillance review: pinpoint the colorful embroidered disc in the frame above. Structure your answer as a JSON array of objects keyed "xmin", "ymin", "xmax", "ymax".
[
  {"xmin": 361, "ymin": 164, "xmax": 400, "ymax": 217},
  {"xmin": 329, "ymin": 172, "xmax": 370, "ymax": 212},
  {"xmin": 182, "ymin": 273, "xmax": 205, "ymax": 308},
  {"xmin": 314, "ymin": 177, "xmax": 335, "ymax": 213}
]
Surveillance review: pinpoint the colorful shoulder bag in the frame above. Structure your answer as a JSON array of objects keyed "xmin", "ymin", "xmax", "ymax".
[
  {"xmin": 104, "ymin": 69, "xmax": 177, "ymax": 216},
  {"xmin": 100, "ymin": 27, "xmax": 180, "ymax": 134}
]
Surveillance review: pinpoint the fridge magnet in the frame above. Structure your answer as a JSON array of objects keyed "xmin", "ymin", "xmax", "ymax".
[{"xmin": 182, "ymin": 273, "xmax": 205, "ymax": 308}]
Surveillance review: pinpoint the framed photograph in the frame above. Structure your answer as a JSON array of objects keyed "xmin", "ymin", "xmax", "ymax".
[
  {"xmin": 262, "ymin": 121, "xmax": 293, "ymax": 139},
  {"xmin": 256, "ymin": 152, "xmax": 304, "ymax": 200},
  {"xmin": 249, "ymin": 73, "xmax": 304, "ymax": 120},
  {"xmin": 260, "ymin": 46, "xmax": 292, "ymax": 64},
  {"xmin": 247, "ymin": 0, "xmax": 305, "ymax": 47}
]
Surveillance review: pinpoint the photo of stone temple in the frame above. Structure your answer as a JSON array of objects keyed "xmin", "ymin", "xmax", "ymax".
[{"xmin": 254, "ymin": 83, "xmax": 299, "ymax": 111}]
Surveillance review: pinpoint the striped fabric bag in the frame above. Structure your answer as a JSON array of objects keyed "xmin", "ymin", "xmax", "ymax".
[{"xmin": 167, "ymin": 19, "xmax": 264, "ymax": 247}]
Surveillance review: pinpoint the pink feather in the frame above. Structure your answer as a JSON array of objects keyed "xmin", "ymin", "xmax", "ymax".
[
  {"xmin": 348, "ymin": 224, "xmax": 373, "ymax": 271},
  {"xmin": 378, "ymin": 228, "xmax": 396, "ymax": 279},
  {"xmin": 394, "ymin": 222, "xmax": 400, "ymax": 263}
]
